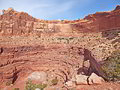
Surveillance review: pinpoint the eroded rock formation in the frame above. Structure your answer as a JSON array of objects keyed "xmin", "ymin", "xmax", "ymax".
[{"xmin": 0, "ymin": 6, "xmax": 120, "ymax": 90}]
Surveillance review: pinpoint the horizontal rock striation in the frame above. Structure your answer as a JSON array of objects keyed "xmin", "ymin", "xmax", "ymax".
[{"xmin": 0, "ymin": 6, "xmax": 120, "ymax": 36}]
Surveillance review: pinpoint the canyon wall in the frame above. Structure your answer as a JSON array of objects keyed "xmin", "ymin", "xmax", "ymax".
[{"xmin": 0, "ymin": 6, "xmax": 120, "ymax": 36}]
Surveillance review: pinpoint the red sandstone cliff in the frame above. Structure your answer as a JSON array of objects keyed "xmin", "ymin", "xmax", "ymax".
[
  {"xmin": 72, "ymin": 5, "xmax": 120, "ymax": 33},
  {"xmin": 0, "ymin": 6, "xmax": 120, "ymax": 36}
]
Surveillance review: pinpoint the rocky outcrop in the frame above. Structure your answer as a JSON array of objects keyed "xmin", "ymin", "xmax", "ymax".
[
  {"xmin": 83, "ymin": 49, "xmax": 106, "ymax": 79},
  {"xmin": 114, "ymin": 5, "xmax": 120, "ymax": 11},
  {"xmin": 0, "ymin": 8, "xmax": 36, "ymax": 36},
  {"xmin": 66, "ymin": 73, "xmax": 105, "ymax": 87},
  {"xmin": 72, "ymin": 5, "xmax": 120, "ymax": 33}
]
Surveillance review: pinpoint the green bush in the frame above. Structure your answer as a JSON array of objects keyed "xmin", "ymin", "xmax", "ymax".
[
  {"xmin": 102, "ymin": 50, "xmax": 120, "ymax": 81},
  {"xmin": 36, "ymin": 83, "xmax": 47, "ymax": 90},
  {"xmin": 51, "ymin": 77, "xmax": 58, "ymax": 85},
  {"xmin": 25, "ymin": 79, "xmax": 47, "ymax": 90},
  {"xmin": 25, "ymin": 80, "xmax": 36, "ymax": 90}
]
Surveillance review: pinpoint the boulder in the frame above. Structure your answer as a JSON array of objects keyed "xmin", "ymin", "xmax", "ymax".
[
  {"xmin": 75, "ymin": 75, "xmax": 88, "ymax": 85},
  {"xmin": 88, "ymin": 73, "xmax": 105, "ymax": 85},
  {"xmin": 27, "ymin": 71, "xmax": 47, "ymax": 82}
]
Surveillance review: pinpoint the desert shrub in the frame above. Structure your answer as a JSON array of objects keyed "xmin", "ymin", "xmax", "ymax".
[
  {"xmin": 56, "ymin": 37, "xmax": 76, "ymax": 44},
  {"xmin": 51, "ymin": 77, "xmax": 58, "ymax": 85},
  {"xmin": 68, "ymin": 87, "xmax": 76, "ymax": 90},
  {"xmin": 12, "ymin": 88, "xmax": 20, "ymax": 90},
  {"xmin": 36, "ymin": 83, "xmax": 47, "ymax": 90},
  {"xmin": 6, "ymin": 80, "xmax": 13, "ymax": 86},
  {"xmin": 25, "ymin": 79, "xmax": 47, "ymax": 90},
  {"xmin": 102, "ymin": 50, "xmax": 120, "ymax": 81},
  {"xmin": 25, "ymin": 80, "xmax": 36, "ymax": 90}
]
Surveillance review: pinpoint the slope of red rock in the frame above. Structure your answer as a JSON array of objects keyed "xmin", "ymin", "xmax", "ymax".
[{"xmin": 0, "ymin": 6, "xmax": 120, "ymax": 90}]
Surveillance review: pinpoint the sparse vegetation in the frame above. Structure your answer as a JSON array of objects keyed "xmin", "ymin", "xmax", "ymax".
[
  {"xmin": 25, "ymin": 79, "xmax": 47, "ymax": 90},
  {"xmin": 51, "ymin": 77, "xmax": 59, "ymax": 85},
  {"xmin": 56, "ymin": 37, "xmax": 76, "ymax": 44},
  {"xmin": 102, "ymin": 50, "xmax": 120, "ymax": 81},
  {"xmin": 12, "ymin": 88, "xmax": 20, "ymax": 90},
  {"xmin": 68, "ymin": 87, "xmax": 76, "ymax": 90},
  {"xmin": 6, "ymin": 80, "xmax": 13, "ymax": 86}
]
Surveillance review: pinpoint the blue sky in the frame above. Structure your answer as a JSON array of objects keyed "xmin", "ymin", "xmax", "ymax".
[{"xmin": 0, "ymin": 0, "xmax": 120, "ymax": 20}]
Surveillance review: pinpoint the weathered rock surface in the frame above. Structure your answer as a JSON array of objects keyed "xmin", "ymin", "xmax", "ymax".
[
  {"xmin": 75, "ymin": 75, "xmax": 89, "ymax": 85},
  {"xmin": 27, "ymin": 71, "xmax": 47, "ymax": 82},
  {"xmin": 88, "ymin": 73, "xmax": 105, "ymax": 85}
]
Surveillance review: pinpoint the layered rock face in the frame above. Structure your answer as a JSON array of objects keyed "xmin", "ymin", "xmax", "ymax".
[
  {"xmin": 0, "ymin": 6, "xmax": 120, "ymax": 36},
  {"xmin": 0, "ymin": 6, "xmax": 120, "ymax": 90}
]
